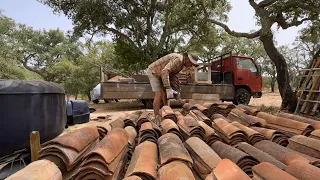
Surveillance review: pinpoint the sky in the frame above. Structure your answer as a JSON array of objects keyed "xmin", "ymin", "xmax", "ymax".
[{"xmin": 1, "ymin": 0, "xmax": 303, "ymax": 46}]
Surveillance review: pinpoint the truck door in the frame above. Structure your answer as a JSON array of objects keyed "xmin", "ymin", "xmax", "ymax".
[{"xmin": 234, "ymin": 57, "xmax": 262, "ymax": 93}]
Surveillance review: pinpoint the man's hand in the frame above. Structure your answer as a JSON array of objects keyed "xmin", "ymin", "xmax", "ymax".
[{"xmin": 166, "ymin": 88, "xmax": 178, "ymax": 99}]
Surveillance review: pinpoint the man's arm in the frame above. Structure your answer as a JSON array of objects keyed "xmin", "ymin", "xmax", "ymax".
[{"xmin": 161, "ymin": 58, "xmax": 180, "ymax": 89}]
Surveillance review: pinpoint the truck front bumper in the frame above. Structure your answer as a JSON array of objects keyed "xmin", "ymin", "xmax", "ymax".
[{"xmin": 252, "ymin": 92, "xmax": 262, "ymax": 98}]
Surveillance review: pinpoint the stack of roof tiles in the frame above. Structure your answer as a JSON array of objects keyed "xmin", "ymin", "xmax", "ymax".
[
  {"xmin": 71, "ymin": 128, "xmax": 128, "ymax": 180},
  {"xmin": 203, "ymin": 102, "xmax": 235, "ymax": 117},
  {"xmin": 257, "ymin": 112, "xmax": 314, "ymax": 137},
  {"xmin": 250, "ymin": 126, "xmax": 289, "ymax": 146},
  {"xmin": 227, "ymin": 108, "xmax": 266, "ymax": 127},
  {"xmin": 212, "ymin": 118, "xmax": 247, "ymax": 146},
  {"xmin": 176, "ymin": 111, "xmax": 205, "ymax": 139},
  {"xmin": 7, "ymin": 104, "xmax": 320, "ymax": 180}
]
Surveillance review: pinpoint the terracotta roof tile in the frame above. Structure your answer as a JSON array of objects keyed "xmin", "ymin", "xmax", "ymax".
[
  {"xmin": 288, "ymin": 135, "xmax": 320, "ymax": 159},
  {"xmin": 123, "ymin": 175, "xmax": 143, "ymax": 180},
  {"xmin": 137, "ymin": 112, "xmax": 153, "ymax": 130},
  {"xmin": 231, "ymin": 122, "xmax": 265, "ymax": 144},
  {"xmin": 190, "ymin": 110, "xmax": 212, "ymax": 126},
  {"xmin": 161, "ymin": 119, "xmax": 183, "ymax": 140},
  {"xmin": 158, "ymin": 161, "xmax": 195, "ymax": 180},
  {"xmin": 183, "ymin": 103, "xmax": 198, "ymax": 112},
  {"xmin": 250, "ymin": 127, "xmax": 288, "ymax": 146},
  {"xmin": 254, "ymin": 140, "xmax": 320, "ymax": 166},
  {"xmin": 286, "ymin": 161, "xmax": 320, "ymax": 180},
  {"xmin": 211, "ymin": 141, "xmax": 258, "ymax": 177},
  {"xmin": 206, "ymin": 159, "xmax": 251, "ymax": 180},
  {"xmin": 252, "ymin": 162, "xmax": 297, "ymax": 180},
  {"xmin": 124, "ymin": 126, "xmax": 137, "ymax": 146},
  {"xmin": 12, "ymin": 105, "xmax": 320, "ymax": 180},
  {"xmin": 124, "ymin": 113, "xmax": 140, "ymax": 127},
  {"xmin": 237, "ymin": 104, "xmax": 260, "ymax": 116},
  {"xmin": 39, "ymin": 127, "xmax": 99, "ymax": 171},
  {"xmin": 211, "ymin": 114, "xmax": 231, "ymax": 122},
  {"xmin": 158, "ymin": 133, "xmax": 192, "ymax": 166},
  {"xmin": 139, "ymin": 122, "xmax": 158, "ymax": 144},
  {"xmin": 6, "ymin": 159, "xmax": 62, "ymax": 180},
  {"xmin": 310, "ymin": 129, "xmax": 320, "ymax": 140},
  {"xmin": 70, "ymin": 129, "xmax": 128, "ymax": 179},
  {"xmin": 185, "ymin": 137, "xmax": 221, "ymax": 172},
  {"xmin": 278, "ymin": 112, "xmax": 320, "ymax": 129},
  {"xmin": 257, "ymin": 112, "xmax": 314, "ymax": 137},
  {"xmin": 125, "ymin": 141, "xmax": 158, "ymax": 180},
  {"xmin": 194, "ymin": 104, "xmax": 210, "ymax": 117},
  {"xmin": 198, "ymin": 121, "xmax": 220, "ymax": 146},
  {"xmin": 212, "ymin": 118, "xmax": 247, "ymax": 146},
  {"xmin": 237, "ymin": 142, "xmax": 287, "ymax": 170},
  {"xmin": 161, "ymin": 106, "xmax": 177, "ymax": 122},
  {"xmin": 228, "ymin": 108, "xmax": 266, "ymax": 126},
  {"xmin": 42, "ymin": 127, "xmax": 99, "ymax": 152}
]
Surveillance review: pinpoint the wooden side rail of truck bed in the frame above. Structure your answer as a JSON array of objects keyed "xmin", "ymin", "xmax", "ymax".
[{"xmin": 102, "ymin": 82, "xmax": 235, "ymax": 100}]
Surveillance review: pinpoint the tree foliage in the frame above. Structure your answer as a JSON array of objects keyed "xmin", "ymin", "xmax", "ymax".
[{"xmin": 39, "ymin": 0, "xmax": 230, "ymax": 69}]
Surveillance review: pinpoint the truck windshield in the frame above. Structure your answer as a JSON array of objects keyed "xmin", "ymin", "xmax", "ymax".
[{"xmin": 236, "ymin": 58, "xmax": 257, "ymax": 73}]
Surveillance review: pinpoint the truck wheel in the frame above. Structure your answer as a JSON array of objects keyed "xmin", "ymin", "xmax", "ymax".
[
  {"xmin": 234, "ymin": 88, "xmax": 251, "ymax": 105},
  {"xmin": 93, "ymin": 99, "xmax": 99, "ymax": 104},
  {"xmin": 104, "ymin": 99, "xmax": 110, "ymax": 103}
]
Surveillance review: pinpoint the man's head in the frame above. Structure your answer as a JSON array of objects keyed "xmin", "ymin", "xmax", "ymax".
[{"xmin": 184, "ymin": 53, "xmax": 199, "ymax": 67}]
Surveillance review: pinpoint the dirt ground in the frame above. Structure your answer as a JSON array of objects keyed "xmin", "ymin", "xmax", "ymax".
[
  {"xmin": 249, "ymin": 91, "xmax": 282, "ymax": 107},
  {"xmin": 89, "ymin": 91, "xmax": 282, "ymax": 118}
]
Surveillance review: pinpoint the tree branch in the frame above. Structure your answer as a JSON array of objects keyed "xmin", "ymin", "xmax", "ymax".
[
  {"xmin": 248, "ymin": 0, "xmax": 259, "ymax": 9},
  {"xmin": 103, "ymin": 26, "xmax": 140, "ymax": 50},
  {"xmin": 258, "ymin": 0, "xmax": 279, "ymax": 8},
  {"xmin": 274, "ymin": 13, "xmax": 313, "ymax": 29},
  {"xmin": 210, "ymin": 19, "xmax": 262, "ymax": 38}
]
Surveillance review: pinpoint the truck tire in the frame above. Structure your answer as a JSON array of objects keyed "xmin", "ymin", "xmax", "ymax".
[
  {"xmin": 93, "ymin": 99, "xmax": 99, "ymax": 104},
  {"xmin": 234, "ymin": 88, "xmax": 251, "ymax": 105}
]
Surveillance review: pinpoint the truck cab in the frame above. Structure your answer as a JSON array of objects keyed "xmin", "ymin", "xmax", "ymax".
[{"xmin": 211, "ymin": 53, "xmax": 263, "ymax": 104}]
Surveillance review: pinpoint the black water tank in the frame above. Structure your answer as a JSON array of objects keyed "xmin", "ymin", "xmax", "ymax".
[{"xmin": 0, "ymin": 80, "xmax": 66, "ymax": 157}]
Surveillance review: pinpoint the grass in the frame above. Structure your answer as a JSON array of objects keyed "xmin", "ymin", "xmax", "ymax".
[{"xmin": 257, "ymin": 104, "xmax": 280, "ymax": 114}]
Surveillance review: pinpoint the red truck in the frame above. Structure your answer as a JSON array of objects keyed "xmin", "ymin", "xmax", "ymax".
[
  {"xmin": 101, "ymin": 53, "xmax": 262, "ymax": 108},
  {"xmin": 211, "ymin": 52, "xmax": 263, "ymax": 104}
]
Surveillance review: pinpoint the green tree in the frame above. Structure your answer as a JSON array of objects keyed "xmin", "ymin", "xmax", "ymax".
[
  {"xmin": 40, "ymin": 0, "xmax": 230, "ymax": 72},
  {"xmin": 8, "ymin": 26, "xmax": 83, "ymax": 82},
  {"xmin": 0, "ymin": 13, "xmax": 26, "ymax": 79},
  {"xmin": 208, "ymin": 0, "xmax": 319, "ymax": 111}
]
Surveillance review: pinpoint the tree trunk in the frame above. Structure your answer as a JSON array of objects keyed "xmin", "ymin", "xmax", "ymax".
[
  {"xmin": 87, "ymin": 91, "xmax": 91, "ymax": 101},
  {"xmin": 270, "ymin": 80, "xmax": 275, "ymax": 92},
  {"xmin": 260, "ymin": 33, "xmax": 297, "ymax": 112}
]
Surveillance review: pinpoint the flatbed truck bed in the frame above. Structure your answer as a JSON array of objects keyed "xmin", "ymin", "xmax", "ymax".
[{"xmin": 102, "ymin": 81, "xmax": 234, "ymax": 102}]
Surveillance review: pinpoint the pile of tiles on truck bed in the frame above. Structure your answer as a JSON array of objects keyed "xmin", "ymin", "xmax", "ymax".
[{"xmin": 7, "ymin": 104, "xmax": 320, "ymax": 180}]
